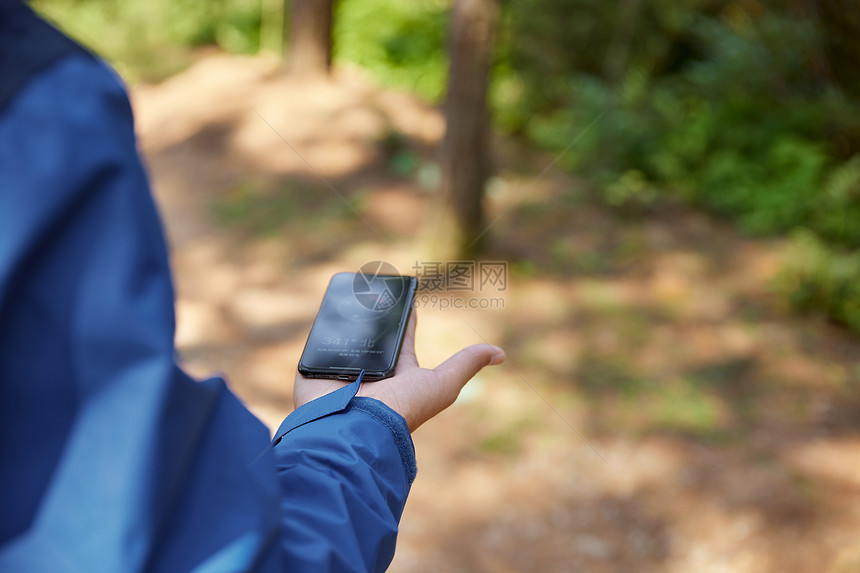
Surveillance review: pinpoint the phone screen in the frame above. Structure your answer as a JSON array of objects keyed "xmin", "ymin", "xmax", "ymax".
[{"xmin": 298, "ymin": 272, "xmax": 416, "ymax": 380}]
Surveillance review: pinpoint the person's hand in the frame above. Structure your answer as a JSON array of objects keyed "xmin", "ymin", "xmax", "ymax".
[{"xmin": 293, "ymin": 311, "xmax": 505, "ymax": 432}]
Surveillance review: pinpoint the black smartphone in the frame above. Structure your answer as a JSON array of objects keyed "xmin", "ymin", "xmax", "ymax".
[{"xmin": 298, "ymin": 271, "xmax": 417, "ymax": 381}]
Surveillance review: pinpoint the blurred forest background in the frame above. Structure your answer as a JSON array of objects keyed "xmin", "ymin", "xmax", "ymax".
[
  {"xmin": 31, "ymin": 0, "xmax": 860, "ymax": 571},
  {"xmin": 33, "ymin": 0, "xmax": 860, "ymax": 331}
]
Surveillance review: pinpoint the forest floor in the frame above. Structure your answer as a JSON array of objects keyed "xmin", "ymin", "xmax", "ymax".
[{"xmin": 133, "ymin": 52, "xmax": 860, "ymax": 573}]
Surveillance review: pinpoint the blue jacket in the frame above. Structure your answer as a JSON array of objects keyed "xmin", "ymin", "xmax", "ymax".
[{"xmin": 0, "ymin": 3, "xmax": 416, "ymax": 571}]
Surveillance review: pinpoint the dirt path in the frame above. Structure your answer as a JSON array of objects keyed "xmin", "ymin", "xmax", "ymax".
[{"xmin": 134, "ymin": 54, "xmax": 860, "ymax": 573}]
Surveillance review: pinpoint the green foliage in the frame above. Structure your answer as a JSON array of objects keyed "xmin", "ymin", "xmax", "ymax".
[
  {"xmin": 503, "ymin": 4, "xmax": 860, "ymax": 332},
  {"xmin": 775, "ymin": 231, "xmax": 860, "ymax": 332},
  {"xmin": 816, "ymin": 156, "xmax": 860, "ymax": 246},
  {"xmin": 523, "ymin": 14, "xmax": 836, "ymax": 220},
  {"xmin": 33, "ymin": 0, "xmax": 262, "ymax": 82},
  {"xmin": 334, "ymin": 0, "xmax": 449, "ymax": 101},
  {"xmin": 496, "ymin": 0, "xmax": 713, "ymax": 134},
  {"xmin": 35, "ymin": 0, "xmax": 449, "ymax": 91}
]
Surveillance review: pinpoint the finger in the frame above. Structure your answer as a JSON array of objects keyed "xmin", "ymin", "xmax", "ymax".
[
  {"xmin": 432, "ymin": 343, "xmax": 505, "ymax": 399},
  {"xmin": 396, "ymin": 308, "xmax": 419, "ymax": 369}
]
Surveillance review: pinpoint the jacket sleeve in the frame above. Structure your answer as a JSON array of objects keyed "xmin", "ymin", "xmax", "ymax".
[
  {"xmin": 0, "ymin": 51, "xmax": 283, "ymax": 572},
  {"xmin": 0, "ymin": 24, "xmax": 417, "ymax": 573},
  {"xmin": 271, "ymin": 380, "xmax": 417, "ymax": 573}
]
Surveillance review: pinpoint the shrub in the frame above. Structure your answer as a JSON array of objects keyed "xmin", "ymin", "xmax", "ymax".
[{"xmin": 776, "ymin": 231, "xmax": 860, "ymax": 332}]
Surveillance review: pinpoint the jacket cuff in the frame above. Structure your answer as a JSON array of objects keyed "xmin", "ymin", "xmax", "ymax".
[
  {"xmin": 271, "ymin": 379, "xmax": 417, "ymax": 485},
  {"xmin": 271, "ymin": 378, "xmax": 362, "ymax": 446},
  {"xmin": 348, "ymin": 397, "xmax": 417, "ymax": 485}
]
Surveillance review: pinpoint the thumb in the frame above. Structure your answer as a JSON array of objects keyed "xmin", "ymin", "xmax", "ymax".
[{"xmin": 432, "ymin": 343, "xmax": 505, "ymax": 402}]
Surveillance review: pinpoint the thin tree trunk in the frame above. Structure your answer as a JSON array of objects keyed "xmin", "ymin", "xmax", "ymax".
[
  {"xmin": 817, "ymin": 0, "xmax": 860, "ymax": 98},
  {"xmin": 432, "ymin": 0, "xmax": 499, "ymax": 260},
  {"xmin": 288, "ymin": 0, "xmax": 333, "ymax": 76}
]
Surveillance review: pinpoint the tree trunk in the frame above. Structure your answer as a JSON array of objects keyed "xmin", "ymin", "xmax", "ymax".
[
  {"xmin": 817, "ymin": 0, "xmax": 860, "ymax": 98},
  {"xmin": 433, "ymin": 0, "xmax": 499, "ymax": 259},
  {"xmin": 288, "ymin": 0, "xmax": 334, "ymax": 76}
]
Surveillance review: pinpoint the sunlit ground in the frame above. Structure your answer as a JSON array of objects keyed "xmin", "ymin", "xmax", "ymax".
[{"xmin": 135, "ymin": 54, "xmax": 860, "ymax": 573}]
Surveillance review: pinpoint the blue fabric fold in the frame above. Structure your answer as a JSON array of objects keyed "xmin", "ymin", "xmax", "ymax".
[
  {"xmin": 271, "ymin": 377, "xmax": 363, "ymax": 445},
  {"xmin": 349, "ymin": 398, "xmax": 417, "ymax": 485},
  {"xmin": 0, "ymin": 8, "xmax": 417, "ymax": 571}
]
